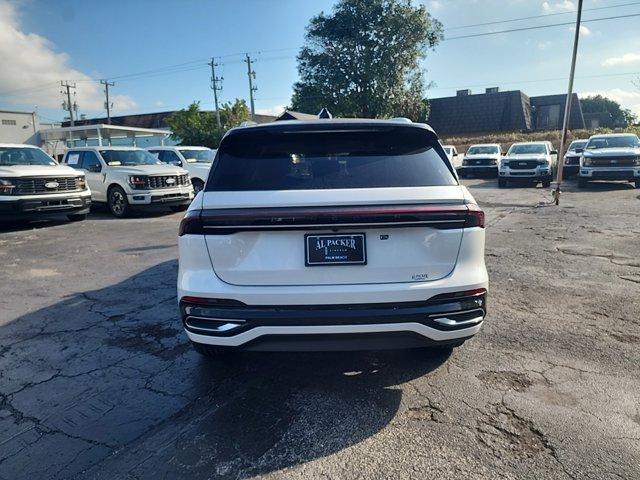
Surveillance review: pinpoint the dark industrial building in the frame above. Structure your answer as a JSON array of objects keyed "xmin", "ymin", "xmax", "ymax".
[{"xmin": 427, "ymin": 88, "xmax": 585, "ymax": 135}]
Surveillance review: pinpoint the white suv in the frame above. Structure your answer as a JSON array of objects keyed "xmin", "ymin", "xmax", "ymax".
[
  {"xmin": 147, "ymin": 146, "xmax": 216, "ymax": 193},
  {"xmin": 178, "ymin": 119, "xmax": 488, "ymax": 355},
  {"xmin": 498, "ymin": 141, "xmax": 557, "ymax": 188},
  {"xmin": 63, "ymin": 147, "xmax": 194, "ymax": 217},
  {"xmin": 0, "ymin": 144, "xmax": 91, "ymax": 222}
]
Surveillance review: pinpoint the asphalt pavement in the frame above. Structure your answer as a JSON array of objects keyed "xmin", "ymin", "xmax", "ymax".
[{"xmin": 0, "ymin": 179, "xmax": 638, "ymax": 479}]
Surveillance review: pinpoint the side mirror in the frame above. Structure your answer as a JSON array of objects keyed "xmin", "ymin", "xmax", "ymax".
[
  {"xmin": 575, "ymin": 148, "xmax": 584, "ymax": 154},
  {"xmin": 453, "ymin": 152, "xmax": 458, "ymax": 157},
  {"xmin": 172, "ymin": 159, "xmax": 183, "ymax": 167},
  {"xmin": 550, "ymin": 150, "xmax": 558, "ymax": 155}
]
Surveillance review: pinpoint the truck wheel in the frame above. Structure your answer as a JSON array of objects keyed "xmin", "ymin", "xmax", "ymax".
[
  {"xmin": 67, "ymin": 213, "xmax": 87, "ymax": 222},
  {"xmin": 542, "ymin": 178, "xmax": 551, "ymax": 188},
  {"xmin": 191, "ymin": 178, "xmax": 204, "ymax": 194},
  {"xmin": 191, "ymin": 341, "xmax": 230, "ymax": 357},
  {"xmin": 498, "ymin": 178, "xmax": 507, "ymax": 188},
  {"xmin": 635, "ymin": 180, "xmax": 640, "ymax": 189},
  {"xmin": 108, "ymin": 186, "xmax": 130, "ymax": 218},
  {"xmin": 578, "ymin": 177, "xmax": 588, "ymax": 188},
  {"xmin": 170, "ymin": 205, "xmax": 188, "ymax": 213}
]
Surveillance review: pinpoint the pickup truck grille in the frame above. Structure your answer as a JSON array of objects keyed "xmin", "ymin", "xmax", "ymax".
[
  {"xmin": 588, "ymin": 157, "xmax": 636, "ymax": 167},
  {"xmin": 146, "ymin": 174, "xmax": 190, "ymax": 189},
  {"xmin": 464, "ymin": 158, "xmax": 495, "ymax": 166},
  {"xmin": 14, "ymin": 176, "xmax": 81, "ymax": 195},
  {"xmin": 507, "ymin": 160, "xmax": 539, "ymax": 169}
]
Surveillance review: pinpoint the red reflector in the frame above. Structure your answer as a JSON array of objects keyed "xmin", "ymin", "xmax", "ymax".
[
  {"xmin": 429, "ymin": 288, "xmax": 487, "ymax": 302},
  {"xmin": 464, "ymin": 204, "xmax": 485, "ymax": 228}
]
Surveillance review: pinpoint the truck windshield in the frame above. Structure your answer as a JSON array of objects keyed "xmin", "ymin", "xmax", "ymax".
[
  {"xmin": 99, "ymin": 150, "xmax": 162, "ymax": 166},
  {"xmin": 586, "ymin": 136, "xmax": 640, "ymax": 150},
  {"xmin": 467, "ymin": 146, "xmax": 499, "ymax": 155},
  {"xmin": 568, "ymin": 140, "xmax": 587, "ymax": 151},
  {"xmin": 508, "ymin": 144, "xmax": 546, "ymax": 155},
  {"xmin": 207, "ymin": 126, "xmax": 457, "ymax": 191},
  {"xmin": 0, "ymin": 147, "xmax": 56, "ymax": 166},
  {"xmin": 179, "ymin": 149, "xmax": 215, "ymax": 163}
]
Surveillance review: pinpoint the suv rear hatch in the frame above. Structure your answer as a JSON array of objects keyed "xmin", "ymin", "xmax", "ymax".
[{"xmin": 197, "ymin": 122, "xmax": 478, "ymax": 287}]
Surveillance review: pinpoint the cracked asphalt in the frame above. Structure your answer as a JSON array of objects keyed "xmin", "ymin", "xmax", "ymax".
[{"xmin": 0, "ymin": 179, "xmax": 639, "ymax": 480}]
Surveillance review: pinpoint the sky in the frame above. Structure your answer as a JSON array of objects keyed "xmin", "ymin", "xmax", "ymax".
[{"xmin": 1, "ymin": 0, "xmax": 640, "ymax": 123}]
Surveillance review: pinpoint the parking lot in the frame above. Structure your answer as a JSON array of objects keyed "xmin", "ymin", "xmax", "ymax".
[{"xmin": 0, "ymin": 179, "xmax": 639, "ymax": 480}]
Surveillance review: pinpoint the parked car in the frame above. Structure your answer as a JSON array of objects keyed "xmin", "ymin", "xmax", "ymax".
[
  {"xmin": 178, "ymin": 119, "xmax": 488, "ymax": 356},
  {"xmin": 562, "ymin": 139, "xmax": 588, "ymax": 178},
  {"xmin": 578, "ymin": 133, "xmax": 640, "ymax": 188},
  {"xmin": 0, "ymin": 144, "xmax": 91, "ymax": 222},
  {"xmin": 147, "ymin": 146, "xmax": 216, "ymax": 193},
  {"xmin": 62, "ymin": 147, "xmax": 194, "ymax": 217},
  {"xmin": 458, "ymin": 144, "xmax": 502, "ymax": 177},
  {"xmin": 498, "ymin": 141, "xmax": 557, "ymax": 188},
  {"xmin": 442, "ymin": 145, "xmax": 459, "ymax": 168}
]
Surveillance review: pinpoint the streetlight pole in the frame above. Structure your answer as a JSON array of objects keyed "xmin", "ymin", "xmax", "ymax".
[{"xmin": 554, "ymin": 0, "xmax": 584, "ymax": 206}]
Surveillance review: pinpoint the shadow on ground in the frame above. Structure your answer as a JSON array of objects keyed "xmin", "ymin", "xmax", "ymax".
[{"xmin": 0, "ymin": 260, "xmax": 450, "ymax": 480}]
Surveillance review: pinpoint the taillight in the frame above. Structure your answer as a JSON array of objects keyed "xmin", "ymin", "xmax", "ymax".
[
  {"xmin": 179, "ymin": 204, "xmax": 485, "ymax": 235},
  {"xmin": 464, "ymin": 204, "xmax": 485, "ymax": 228},
  {"xmin": 179, "ymin": 209, "xmax": 204, "ymax": 236}
]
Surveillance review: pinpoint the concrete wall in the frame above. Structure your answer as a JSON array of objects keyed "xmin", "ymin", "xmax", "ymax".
[{"xmin": 0, "ymin": 110, "xmax": 39, "ymax": 144}]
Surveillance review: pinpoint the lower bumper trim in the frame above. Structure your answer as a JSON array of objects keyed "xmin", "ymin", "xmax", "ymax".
[{"xmin": 185, "ymin": 321, "xmax": 483, "ymax": 350}]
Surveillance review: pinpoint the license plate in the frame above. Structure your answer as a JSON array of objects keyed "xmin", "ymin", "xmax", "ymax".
[{"xmin": 305, "ymin": 233, "xmax": 366, "ymax": 266}]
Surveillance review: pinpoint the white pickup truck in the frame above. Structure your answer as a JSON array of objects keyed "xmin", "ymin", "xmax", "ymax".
[
  {"xmin": 147, "ymin": 146, "xmax": 215, "ymax": 193},
  {"xmin": 0, "ymin": 144, "xmax": 91, "ymax": 222},
  {"xmin": 62, "ymin": 146, "xmax": 194, "ymax": 217}
]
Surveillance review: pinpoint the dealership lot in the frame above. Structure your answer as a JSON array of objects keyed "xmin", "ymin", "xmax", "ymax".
[{"xmin": 0, "ymin": 180, "xmax": 639, "ymax": 480}]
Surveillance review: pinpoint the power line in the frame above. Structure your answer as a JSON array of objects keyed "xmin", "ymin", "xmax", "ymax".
[
  {"xmin": 446, "ymin": 0, "xmax": 640, "ymax": 30},
  {"xmin": 444, "ymin": 12, "xmax": 640, "ymax": 41}
]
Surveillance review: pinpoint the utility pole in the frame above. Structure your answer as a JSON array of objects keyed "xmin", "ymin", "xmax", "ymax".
[
  {"xmin": 245, "ymin": 54, "xmax": 257, "ymax": 120},
  {"xmin": 554, "ymin": 0, "xmax": 583, "ymax": 206},
  {"xmin": 60, "ymin": 81, "xmax": 76, "ymax": 126},
  {"xmin": 208, "ymin": 58, "xmax": 223, "ymax": 129},
  {"xmin": 100, "ymin": 79, "xmax": 115, "ymax": 124}
]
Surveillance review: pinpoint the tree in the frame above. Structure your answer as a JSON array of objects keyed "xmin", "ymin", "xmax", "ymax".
[
  {"xmin": 166, "ymin": 99, "xmax": 250, "ymax": 148},
  {"xmin": 580, "ymin": 95, "xmax": 637, "ymax": 127},
  {"xmin": 290, "ymin": 0, "xmax": 443, "ymax": 121}
]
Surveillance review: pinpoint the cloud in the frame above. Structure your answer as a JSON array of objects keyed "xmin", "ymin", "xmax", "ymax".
[
  {"xmin": 542, "ymin": 1, "xmax": 575, "ymax": 13},
  {"xmin": 538, "ymin": 41, "xmax": 552, "ymax": 50},
  {"xmin": 256, "ymin": 105, "xmax": 287, "ymax": 117},
  {"xmin": 602, "ymin": 53, "xmax": 640, "ymax": 67},
  {"xmin": 580, "ymin": 88, "xmax": 640, "ymax": 116},
  {"xmin": 0, "ymin": 1, "xmax": 136, "ymax": 114},
  {"xmin": 429, "ymin": 1, "xmax": 442, "ymax": 10}
]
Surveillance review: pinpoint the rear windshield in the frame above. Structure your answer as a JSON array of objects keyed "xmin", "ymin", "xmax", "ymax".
[{"xmin": 206, "ymin": 127, "xmax": 456, "ymax": 191}]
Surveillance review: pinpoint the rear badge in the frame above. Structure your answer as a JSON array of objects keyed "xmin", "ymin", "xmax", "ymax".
[{"xmin": 412, "ymin": 273, "xmax": 429, "ymax": 281}]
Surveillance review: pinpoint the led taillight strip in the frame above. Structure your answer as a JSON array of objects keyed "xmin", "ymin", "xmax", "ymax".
[{"xmin": 179, "ymin": 204, "xmax": 484, "ymax": 236}]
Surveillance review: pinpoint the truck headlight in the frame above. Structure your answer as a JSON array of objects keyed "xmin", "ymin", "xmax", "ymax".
[
  {"xmin": 128, "ymin": 176, "xmax": 147, "ymax": 189},
  {"xmin": 0, "ymin": 178, "xmax": 16, "ymax": 195},
  {"xmin": 635, "ymin": 156, "xmax": 640, "ymax": 166},
  {"xmin": 582, "ymin": 157, "xmax": 593, "ymax": 166},
  {"xmin": 77, "ymin": 176, "xmax": 86, "ymax": 190},
  {"xmin": 500, "ymin": 160, "xmax": 509, "ymax": 168}
]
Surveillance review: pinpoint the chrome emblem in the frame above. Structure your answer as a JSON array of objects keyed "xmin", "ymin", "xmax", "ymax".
[
  {"xmin": 519, "ymin": 162, "xmax": 527, "ymax": 166},
  {"xmin": 165, "ymin": 177, "xmax": 176, "ymax": 185},
  {"xmin": 44, "ymin": 181, "xmax": 59, "ymax": 189}
]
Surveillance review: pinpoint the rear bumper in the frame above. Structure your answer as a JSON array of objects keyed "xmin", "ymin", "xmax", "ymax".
[
  {"xmin": 579, "ymin": 167, "xmax": 640, "ymax": 180},
  {"xmin": 181, "ymin": 293, "xmax": 486, "ymax": 351},
  {"xmin": 0, "ymin": 193, "xmax": 91, "ymax": 220}
]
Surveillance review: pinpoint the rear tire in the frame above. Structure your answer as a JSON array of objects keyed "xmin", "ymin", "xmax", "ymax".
[
  {"xmin": 635, "ymin": 180, "xmax": 640, "ymax": 189},
  {"xmin": 67, "ymin": 213, "xmax": 87, "ymax": 222},
  {"xmin": 191, "ymin": 341, "xmax": 231, "ymax": 358},
  {"xmin": 498, "ymin": 178, "xmax": 507, "ymax": 188},
  {"xmin": 578, "ymin": 177, "xmax": 588, "ymax": 188},
  {"xmin": 108, "ymin": 186, "xmax": 130, "ymax": 218},
  {"xmin": 170, "ymin": 205, "xmax": 188, "ymax": 213}
]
